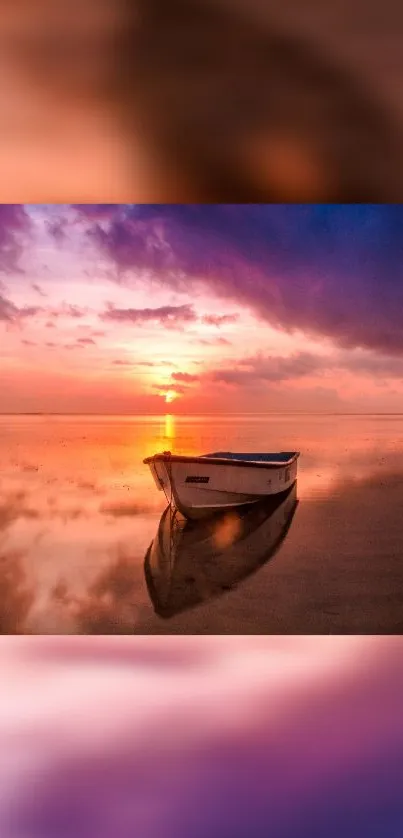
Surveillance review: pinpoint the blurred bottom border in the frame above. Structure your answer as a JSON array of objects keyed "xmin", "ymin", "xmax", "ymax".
[{"xmin": 0, "ymin": 635, "xmax": 402, "ymax": 837}]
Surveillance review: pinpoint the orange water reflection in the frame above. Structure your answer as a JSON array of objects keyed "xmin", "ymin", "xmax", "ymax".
[{"xmin": 1, "ymin": 413, "xmax": 403, "ymax": 633}]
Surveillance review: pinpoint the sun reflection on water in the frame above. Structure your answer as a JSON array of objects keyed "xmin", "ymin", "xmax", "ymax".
[{"xmin": 164, "ymin": 413, "xmax": 175, "ymax": 440}]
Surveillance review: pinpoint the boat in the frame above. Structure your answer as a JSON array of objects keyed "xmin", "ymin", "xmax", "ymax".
[
  {"xmin": 143, "ymin": 449, "xmax": 299, "ymax": 519},
  {"xmin": 144, "ymin": 483, "xmax": 298, "ymax": 619}
]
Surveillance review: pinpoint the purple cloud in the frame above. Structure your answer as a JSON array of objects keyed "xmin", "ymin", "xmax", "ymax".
[
  {"xmin": 192, "ymin": 348, "xmax": 403, "ymax": 391},
  {"xmin": 0, "ymin": 294, "xmax": 40, "ymax": 323},
  {"xmin": 0, "ymin": 294, "xmax": 18, "ymax": 322},
  {"xmin": 1, "ymin": 295, "xmax": 90, "ymax": 329},
  {"xmin": 46, "ymin": 217, "xmax": 69, "ymax": 244},
  {"xmin": 66, "ymin": 205, "xmax": 403, "ymax": 356},
  {"xmin": 0, "ymin": 205, "xmax": 32, "ymax": 274},
  {"xmin": 31, "ymin": 283, "xmax": 47, "ymax": 298},
  {"xmin": 49, "ymin": 304, "xmax": 87, "ymax": 320},
  {"xmin": 101, "ymin": 303, "xmax": 197, "ymax": 328}
]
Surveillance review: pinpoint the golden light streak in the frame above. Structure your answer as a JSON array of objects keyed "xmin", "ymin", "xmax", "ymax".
[{"xmin": 165, "ymin": 414, "xmax": 175, "ymax": 439}]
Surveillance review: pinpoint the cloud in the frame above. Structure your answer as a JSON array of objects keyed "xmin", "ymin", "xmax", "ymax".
[
  {"xmin": 47, "ymin": 551, "xmax": 145, "ymax": 635},
  {"xmin": 0, "ymin": 490, "xmax": 40, "ymax": 530},
  {"xmin": 77, "ymin": 338, "xmax": 96, "ymax": 346},
  {"xmin": 178, "ymin": 347, "xmax": 403, "ymax": 394},
  {"xmin": 31, "ymin": 283, "xmax": 47, "ymax": 298},
  {"xmin": 0, "ymin": 549, "xmax": 34, "ymax": 633},
  {"xmin": 72, "ymin": 550, "xmax": 144, "ymax": 634},
  {"xmin": 71, "ymin": 204, "xmax": 121, "ymax": 221},
  {"xmin": 196, "ymin": 336, "xmax": 232, "ymax": 347},
  {"xmin": 101, "ymin": 303, "xmax": 197, "ymax": 328},
  {"xmin": 49, "ymin": 304, "xmax": 87, "ymax": 320},
  {"xmin": 340, "ymin": 351, "xmax": 403, "ymax": 380},
  {"xmin": 0, "ymin": 294, "xmax": 18, "ymax": 322},
  {"xmin": 201, "ymin": 314, "xmax": 239, "ymax": 327},
  {"xmin": 1, "ymin": 297, "xmax": 88, "ymax": 329},
  {"xmin": 99, "ymin": 501, "xmax": 154, "ymax": 517},
  {"xmin": 205, "ymin": 352, "xmax": 322, "ymax": 387},
  {"xmin": 112, "ymin": 360, "xmax": 173, "ymax": 369},
  {"xmin": 66, "ymin": 205, "xmax": 403, "ymax": 356},
  {"xmin": 0, "ymin": 205, "xmax": 32, "ymax": 274},
  {"xmin": 45, "ymin": 216, "xmax": 68, "ymax": 244},
  {"xmin": 19, "ymin": 306, "xmax": 41, "ymax": 319},
  {"xmin": 0, "ymin": 293, "xmax": 42, "ymax": 325},
  {"xmin": 64, "ymin": 343, "xmax": 85, "ymax": 351},
  {"xmin": 152, "ymin": 383, "xmax": 186, "ymax": 396},
  {"xmin": 133, "ymin": 361, "xmax": 157, "ymax": 367},
  {"xmin": 171, "ymin": 372, "xmax": 200, "ymax": 384},
  {"xmin": 150, "ymin": 353, "xmax": 325, "ymax": 401},
  {"xmin": 0, "ymin": 294, "xmax": 45, "ymax": 325}
]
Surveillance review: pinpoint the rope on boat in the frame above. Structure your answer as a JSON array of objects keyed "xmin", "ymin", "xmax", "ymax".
[
  {"xmin": 159, "ymin": 451, "xmax": 185, "ymax": 571},
  {"xmin": 164, "ymin": 451, "xmax": 175, "ymax": 571}
]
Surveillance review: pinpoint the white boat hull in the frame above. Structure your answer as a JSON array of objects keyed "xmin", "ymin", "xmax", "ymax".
[{"xmin": 145, "ymin": 451, "xmax": 299, "ymax": 520}]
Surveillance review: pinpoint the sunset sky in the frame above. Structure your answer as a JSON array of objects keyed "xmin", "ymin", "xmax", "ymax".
[{"xmin": 2, "ymin": 204, "xmax": 403, "ymax": 414}]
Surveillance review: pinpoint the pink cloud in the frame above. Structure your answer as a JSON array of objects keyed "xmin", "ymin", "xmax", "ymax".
[
  {"xmin": 171, "ymin": 372, "xmax": 200, "ymax": 383},
  {"xmin": 201, "ymin": 313, "xmax": 239, "ymax": 327}
]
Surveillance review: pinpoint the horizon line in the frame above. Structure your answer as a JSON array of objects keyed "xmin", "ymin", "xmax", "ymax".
[{"xmin": 3, "ymin": 411, "xmax": 403, "ymax": 417}]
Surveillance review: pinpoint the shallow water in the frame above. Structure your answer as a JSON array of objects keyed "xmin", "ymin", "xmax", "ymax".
[{"xmin": 1, "ymin": 412, "xmax": 403, "ymax": 633}]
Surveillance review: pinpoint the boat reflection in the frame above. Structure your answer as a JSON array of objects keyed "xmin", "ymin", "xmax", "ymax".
[{"xmin": 144, "ymin": 482, "xmax": 298, "ymax": 619}]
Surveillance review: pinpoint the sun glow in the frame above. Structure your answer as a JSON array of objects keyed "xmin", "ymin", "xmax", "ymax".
[{"xmin": 165, "ymin": 390, "xmax": 178, "ymax": 404}]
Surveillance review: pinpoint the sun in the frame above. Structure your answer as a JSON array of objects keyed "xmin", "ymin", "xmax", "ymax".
[{"xmin": 165, "ymin": 390, "xmax": 177, "ymax": 404}]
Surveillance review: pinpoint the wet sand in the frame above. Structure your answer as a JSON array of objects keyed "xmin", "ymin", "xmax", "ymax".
[{"xmin": 1, "ymin": 413, "xmax": 403, "ymax": 634}]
